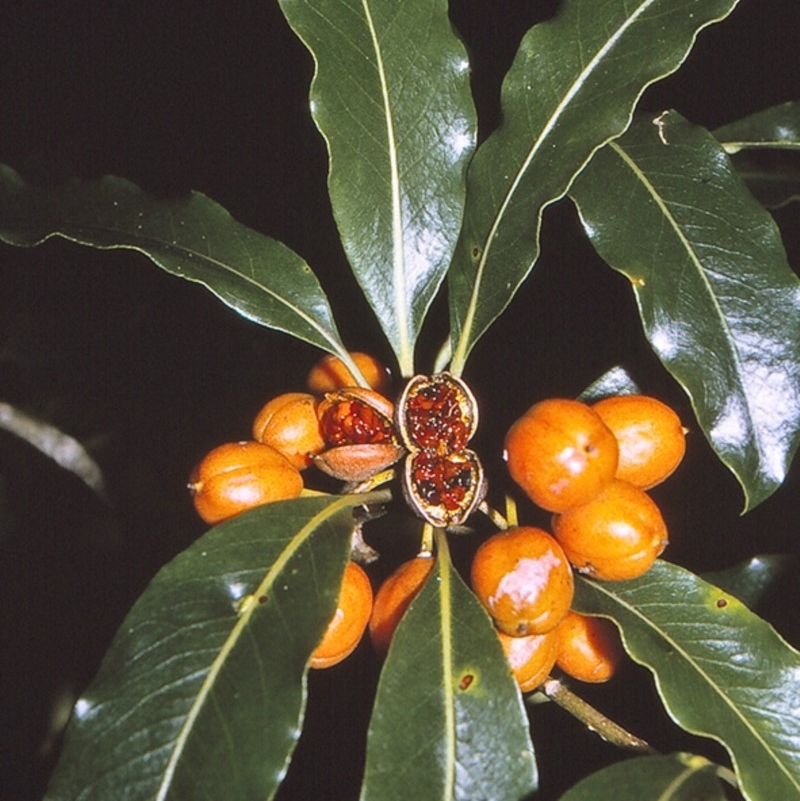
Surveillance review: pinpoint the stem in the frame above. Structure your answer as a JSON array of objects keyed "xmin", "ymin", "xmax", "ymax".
[
  {"xmin": 478, "ymin": 500, "xmax": 508, "ymax": 530},
  {"xmin": 420, "ymin": 522, "xmax": 435, "ymax": 555},
  {"xmin": 539, "ymin": 676, "xmax": 657, "ymax": 754},
  {"xmin": 504, "ymin": 494, "xmax": 519, "ymax": 528}
]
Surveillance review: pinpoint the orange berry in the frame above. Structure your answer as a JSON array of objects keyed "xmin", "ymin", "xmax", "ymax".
[
  {"xmin": 552, "ymin": 479, "xmax": 668, "ymax": 581},
  {"xmin": 310, "ymin": 561, "xmax": 373, "ymax": 669},
  {"xmin": 592, "ymin": 394, "xmax": 686, "ymax": 489},
  {"xmin": 497, "ymin": 628, "xmax": 559, "ymax": 693},
  {"xmin": 504, "ymin": 399, "xmax": 619, "ymax": 512},
  {"xmin": 555, "ymin": 611, "xmax": 624, "ymax": 683},
  {"xmin": 369, "ymin": 555, "xmax": 435, "ymax": 655},
  {"xmin": 471, "ymin": 527, "xmax": 574, "ymax": 636},
  {"xmin": 307, "ymin": 352, "xmax": 391, "ymax": 395},
  {"xmin": 252, "ymin": 392, "xmax": 325, "ymax": 470},
  {"xmin": 188, "ymin": 441, "xmax": 303, "ymax": 524}
]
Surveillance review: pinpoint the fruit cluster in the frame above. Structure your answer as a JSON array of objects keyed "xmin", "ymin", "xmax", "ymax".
[
  {"xmin": 468, "ymin": 394, "xmax": 685, "ymax": 691},
  {"xmin": 187, "ymin": 358, "xmax": 684, "ymax": 684},
  {"xmin": 187, "ymin": 351, "xmax": 394, "ymax": 668}
]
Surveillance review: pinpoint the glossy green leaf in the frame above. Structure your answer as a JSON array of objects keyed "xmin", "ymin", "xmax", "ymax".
[
  {"xmin": 704, "ymin": 554, "xmax": 798, "ymax": 610},
  {"xmin": 571, "ymin": 112, "xmax": 800, "ymax": 510},
  {"xmin": 360, "ymin": 533, "xmax": 537, "ymax": 801},
  {"xmin": 447, "ymin": 0, "xmax": 740, "ymax": 375},
  {"xmin": 44, "ymin": 494, "xmax": 379, "ymax": 801},
  {"xmin": 0, "ymin": 165, "xmax": 353, "ymax": 363},
  {"xmin": 559, "ymin": 753, "xmax": 728, "ymax": 801},
  {"xmin": 573, "ymin": 561, "xmax": 800, "ymax": 801},
  {"xmin": 714, "ymin": 102, "xmax": 800, "ymax": 208},
  {"xmin": 278, "ymin": 0, "xmax": 476, "ymax": 377},
  {"xmin": 714, "ymin": 102, "xmax": 800, "ymax": 154},
  {"xmin": 579, "ymin": 366, "xmax": 641, "ymax": 403}
]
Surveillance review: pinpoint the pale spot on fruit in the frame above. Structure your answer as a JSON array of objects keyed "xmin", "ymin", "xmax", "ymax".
[{"xmin": 490, "ymin": 552, "xmax": 562, "ymax": 609}]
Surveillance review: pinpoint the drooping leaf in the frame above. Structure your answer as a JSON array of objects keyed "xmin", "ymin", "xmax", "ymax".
[
  {"xmin": 278, "ymin": 0, "xmax": 476, "ymax": 377},
  {"xmin": 573, "ymin": 561, "xmax": 800, "ymax": 801},
  {"xmin": 720, "ymin": 153, "xmax": 800, "ymax": 210},
  {"xmin": 0, "ymin": 165, "xmax": 354, "ymax": 363},
  {"xmin": 447, "ymin": 0, "xmax": 741, "ymax": 375},
  {"xmin": 570, "ymin": 112, "xmax": 800, "ymax": 510},
  {"xmin": 714, "ymin": 101, "xmax": 800, "ymax": 154},
  {"xmin": 360, "ymin": 532, "xmax": 537, "ymax": 801},
  {"xmin": 44, "ymin": 494, "xmax": 381, "ymax": 801},
  {"xmin": 558, "ymin": 753, "xmax": 729, "ymax": 801}
]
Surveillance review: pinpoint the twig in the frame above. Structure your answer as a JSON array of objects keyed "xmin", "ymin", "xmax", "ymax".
[{"xmin": 539, "ymin": 676, "xmax": 657, "ymax": 754}]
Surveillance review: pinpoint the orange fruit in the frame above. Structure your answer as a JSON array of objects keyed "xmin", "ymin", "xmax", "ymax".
[
  {"xmin": 307, "ymin": 352, "xmax": 391, "ymax": 395},
  {"xmin": 471, "ymin": 527, "xmax": 574, "ymax": 636},
  {"xmin": 504, "ymin": 399, "xmax": 619, "ymax": 512},
  {"xmin": 310, "ymin": 561, "xmax": 373, "ymax": 669},
  {"xmin": 552, "ymin": 479, "xmax": 668, "ymax": 581},
  {"xmin": 497, "ymin": 628, "xmax": 559, "ymax": 693},
  {"xmin": 252, "ymin": 392, "xmax": 325, "ymax": 470},
  {"xmin": 188, "ymin": 441, "xmax": 303, "ymax": 524},
  {"xmin": 555, "ymin": 611, "xmax": 624, "ymax": 683},
  {"xmin": 592, "ymin": 394, "xmax": 686, "ymax": 489},
  {"xmin": 369, "ymin": 555, "xmax": 435, "ymax": 655}
]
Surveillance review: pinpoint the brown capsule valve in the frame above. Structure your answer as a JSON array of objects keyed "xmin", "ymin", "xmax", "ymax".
[{"xmin": 314, "ymin": 388, "xmax": 404, "ymax": 482}]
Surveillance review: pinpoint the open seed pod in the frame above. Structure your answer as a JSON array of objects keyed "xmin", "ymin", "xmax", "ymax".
[
  {"xmin": 396, "ymin": 372, "xmax": 478, "ymax": 452},
  {"xmin": 315, "ymin": 387, "xmax": 403, "ymax": 482},
  {"xmin": 402, "ymin": 449, "xmax": 487, "ymax": 528}
]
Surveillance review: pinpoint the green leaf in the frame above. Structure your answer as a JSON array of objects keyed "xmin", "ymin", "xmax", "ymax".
[
  {"xmin": 0, "ymin": 165, "xmax": 352, "ymax": 361},
  {"xmin": 714, "ymin": 101, "xmax": 800, "ymax": 154},
  {"xmin": 705, "ymin": 554, "xmax": 798, "ymax": 611},
  {"xmin": 573, "ymin": 561, "xmax": 800, "ymax": 801},
  {"xmin": 360, "ymin": 532, "xmax": 537, "ymax": 801},
  {"xmin": 570, "ymin": 112, "xmax": 800, "ymax": 510},
  {"xmin": 559, "ymin": 753, "xmax": 729, "ymax": 801},
  {"xmin": 447, "ymin": 0, "xmax": 741, "ymax": 375},
  {"xmin": 714, "ymin": 103, "xmax": 800, "ymax": 208},
  {"xmin": 578, "ymin": 366, "xmax": 641, "ymax": 403},
  {"xmin": 44, "ymin": 494, "xmax": 377, "ymax": 801},
  {"xmin": 278, "ymin": 0, "xmax": 476, "ymax": 377}
]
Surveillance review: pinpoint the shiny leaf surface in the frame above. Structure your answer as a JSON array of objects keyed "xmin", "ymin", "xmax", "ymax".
[
  {"xmin": 559, "ymin": 753, "xmax": 728, "ymax": 801},
  {"xmin": 278, "ymin": 0, "xmax": 476, "ymax": 376},
  {"xmin": 360, "ymin": 533, "xmax": 537, "ymax": 801},
  {"xmin": 714, "ymin": 102, "xmax": 800, "ymax": 154},
  {"xmin": 571, "ymin": 112, "xmax": 800, "ymax": 510},
  {"xmin": 714, "ymin": 102, "xmax": 800, "ymax": 208},
  {"xmin": 573, "ymin": 561, "xmax": 800, "ymax": 801},
  {"xmin": 44, "ymin": 495, "xmax": 378, "ymax": 801},
  {"xmin": 447, "ymin": 0, "xmax": 740, "ymax": 374},
  {"xmin": 704, "ymin": 554, "xmax": 798, "ymax": 611},
  {"xmin": 0, "ymin": 166, "xmax": 351, "ymax": 361}
]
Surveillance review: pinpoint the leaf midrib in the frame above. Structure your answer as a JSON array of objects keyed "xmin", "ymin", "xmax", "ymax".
[
  {"xmin": 10, "ymin": 219, "xmax": 346, "ymax": 357},
  {"xmin": 590, "ymin": 571, "xmax": 800, "ymax": 793},
  {"xmin": 606, "ymin": 137, "xmax": 762, "ymax": 465},
  {"xmin": 154, "ymin": 495, "xmax": 358, "ymax": 801},
  {"xmin": 451, "ymin": 0, "xmax": 657, "ymax": 374}
]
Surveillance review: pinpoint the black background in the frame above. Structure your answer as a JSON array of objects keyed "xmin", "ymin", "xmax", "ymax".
[{"xmin": 1, "ymin": 2, "xmax": 798, "ymax": 799}]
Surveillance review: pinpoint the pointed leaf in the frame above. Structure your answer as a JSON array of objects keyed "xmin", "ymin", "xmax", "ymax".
[
  {"xmin": 714, "ymin": 102, "xmax": 800, "ymax": 154},
  {"xmin": 578, "ymin": 366, "xmax": 641, "ymax": 403},
  {"xmin": 278, "ymin": 0, "xmax": 476, "ymax": 376},
  {"xmin": 45, "ymin": 494, "xmax": 380, "ymax": 801},
  {"xmin": 360, "ymin": 533, "xmax": 537, "ymax": 801},
  {"xmin": 570, "ymin": 112, "xmax": 800, "ymax": 510},
  {"xmin": 559, "ymin": 753, "xmax": 728, "ymax": 801},
  {"xmin": 714, "ymin": 102, "xmax": 800, "ymax": 208},
  {"xmin": 448, "ymin": 0, "xmax": 741, "ymax": 375},
  {"xmin": 0, "ymin": 165, "xmax": 351, "ymax": 359},
  {"xmin": 573, "ymin": 561, "xmax": 800, "ymax": 801}
]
